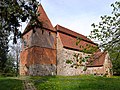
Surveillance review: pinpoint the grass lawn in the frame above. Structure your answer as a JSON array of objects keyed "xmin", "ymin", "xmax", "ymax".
[
  {"xmin": 31, "ymin": 75, "xmax": 120, "ymax": 90},
  {"xmin": 0, "ymin": 76, "xmax": 23, "ymax": 90}
]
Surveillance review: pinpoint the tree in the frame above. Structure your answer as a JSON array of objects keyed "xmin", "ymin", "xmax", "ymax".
[
  {"xmin": 0, "ymin": 19, "xmax": 9, "ymax": 73},
  {"xmin": 0, "ymin": 0, "xmax": 42, "ymax": 74},
  {"xmin": 1, "ymin": 0, "xmax": 42, "ymax": 43},
  {"xmin": 3, "ymin": 53, "xmax": 16, "ymax": 76},
  {"xmin": 89, "ymin": 1, "xmax": 120, "ymax": 74},
  {"xmin": 9, "ymin": 40, "xmax": 21, "ymax": 76}
]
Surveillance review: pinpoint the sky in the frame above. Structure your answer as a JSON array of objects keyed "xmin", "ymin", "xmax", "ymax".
[{"xmin": 22, "ymin": 0, "xmax": 117, "ymax": 36}]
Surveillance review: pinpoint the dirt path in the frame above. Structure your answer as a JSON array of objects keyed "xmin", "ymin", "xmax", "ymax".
[
  {"xmin": 17, "ymin": 76, "xmax": 37, "ymax": 90},
  {"xmin": 23, "ymin": 80, "xmax": 36, "ymax": 90}
]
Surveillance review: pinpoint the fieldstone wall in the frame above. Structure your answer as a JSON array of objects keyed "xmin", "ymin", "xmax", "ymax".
[
  {"xmin": 103, "ymin": 53, "xmax": 113, "ymax": 76},
  {"xmin": 86, "ymin": 66, "xmax": 104, "ymax": 75},
  {"xmin": 57, "ymin": 33, "xmax": 89, "ymax": 76},
  {"xmin": 57, "ymin": 48, "xmax": 87, "ymax": 76},
  {"xmin": 29, "ymin": 64, "xmax": 56, "ymax": 76}
]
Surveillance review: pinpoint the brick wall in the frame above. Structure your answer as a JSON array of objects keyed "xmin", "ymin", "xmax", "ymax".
[
  {"xmin": 20, "ymin": 47, "xmax": 56, "ymax": 76},
  {"xmin": 20, "ymin": 28, "xmax": 57, "ymax": 76}
]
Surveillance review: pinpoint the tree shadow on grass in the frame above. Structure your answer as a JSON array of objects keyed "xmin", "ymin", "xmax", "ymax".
[
  {"xmin": 30, "ymin": 75, "xmax": 120, "ymax": 90},
  {"xmin": 31, "ymin": 75, "xmax": 56, "ymax": 84},
  {"xmin": 76, "ymin": 76, "xmax": 120, "ymax": 90},
  {"xmin": 0, "ymin": 77, "xmax": 23, "ymax": 90},
  {"xmin": 30, "ymin": 75, "xmax": 59, "ymax": 90}
]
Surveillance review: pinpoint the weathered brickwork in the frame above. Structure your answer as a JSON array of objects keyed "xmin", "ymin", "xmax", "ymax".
[
  {"xmin": 20, "ymin": 46, "xmax": 56, "ymax": 75},
  {"xmin": 20, "ymin": 4, "xmax": 57, "ymax": 76},
  {"xmin": 30, "ymin": 28, "xmax": 56, "ymax": 49},
  {"xmin": 22, "ymin": 29, "xmax": 56, "ymax": 50}
]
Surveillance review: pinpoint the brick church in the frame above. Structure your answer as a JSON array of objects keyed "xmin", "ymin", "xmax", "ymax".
[{"xmin": 20, "ymin": 4, "xmax": 112, "ymax": 76}]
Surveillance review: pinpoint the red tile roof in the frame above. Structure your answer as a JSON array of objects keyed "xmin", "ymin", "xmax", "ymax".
[
  {"xmin": 23, "ymin": 4, "xmax": 55, "ymax": 35},
  {"xmin": 55, "ymin": 24, "xmax": 97, "ymax": 51},
  {"xmin": 37, "ymin": 4, "xmax": 55, "ymax": 31},
  {"xmin": 55, "ymin": 24, "xmax": 97, "ymax": 44},
  {"xmin": 59, "ymin": 33, "xmax": 97, "ymax": 51},
  {"xmin": 87, "ymin": 51, "xmax": 107, "ymax": 67}
]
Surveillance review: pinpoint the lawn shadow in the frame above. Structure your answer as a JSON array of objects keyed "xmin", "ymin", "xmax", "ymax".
[
  {"xmin": 30, "ymin": 75, "xmax": 57, "ymax": 90},
  {"xmin": 30, "ymin": 75, "xmax": 120, "ymax": 90},
  {"xmin": 0, "ymin": 77, "xmax": 23, "ymax": 90}
]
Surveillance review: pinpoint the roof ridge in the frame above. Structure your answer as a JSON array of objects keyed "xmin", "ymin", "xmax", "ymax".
[
  {"xmin": 56, "ymin": 24, "xmax": 86, "ymax": 37},
  {"xmin": 55, "ymin": 24, "xmax": 97, "ymax": 45}
]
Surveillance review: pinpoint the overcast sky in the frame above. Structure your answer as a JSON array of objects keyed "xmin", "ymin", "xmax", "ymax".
[{"xmin": 22, "ymin": 0, "xmax": 117, "ymax": 36}]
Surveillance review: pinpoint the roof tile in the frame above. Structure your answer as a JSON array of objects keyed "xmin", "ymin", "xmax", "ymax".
[
  {"xmin": 55, "ymin": 24, "xmax": 96, "ymax": 44},
  {"xmin": 55, "ymin": 24, "xmax": 97, "ymax": 51},
  {"xmin": 87, "ymin": 52, "xmax": 107, "ymax": 67}
]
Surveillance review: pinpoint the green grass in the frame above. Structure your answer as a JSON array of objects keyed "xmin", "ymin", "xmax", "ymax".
[
  {"xmin": 0, "ymin": 76, "xmax": 23, "ymax": 90},
  {"xmin": 31, "ymin": 75, "xmax": 120, "ymax": 90}
]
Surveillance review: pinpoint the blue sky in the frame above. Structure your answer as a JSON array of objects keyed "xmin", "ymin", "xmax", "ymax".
[
  {"xmin": 40, "ymin": 0, "xmax": 117, "ymax": 36},
  {"xmin": 22, "ymin": 0, "xmax": 117, "ymax": 36}
]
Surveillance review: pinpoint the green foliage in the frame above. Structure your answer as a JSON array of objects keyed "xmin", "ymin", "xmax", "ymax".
[
  {"xmin": 66, "ymin": 53, "xmax": 89, "ymax": 71},
  {"xmin": 0, "ymin": 0, "xmax": 41, "ymax": 75},
  {"xmin": 83, "ymin": 66, "xmax": 87, "ymax": 71},
  {"xmin": 76, "ymin": 37, "xmax": 98, "ymax": 54},
  {"xmin": 3, "ymin": 54, "xmax": 16, "ymax": 76},
  {"xmin": 89, "ymin": 1, "xmax": 120, "ymax": 74},
  {"xmin": 76, "ymin": 37, "xmax": 82, "ymax": 46},
  {"xmin": 1, "ymin": 0, "xmax": 41, "ymax": 43},
  {"xmin": 110, "ymin": 50, "xmax": 120, "ymax": 75},
  {"xmin": 81, "ymin": 45, "xmax": 98, "ymax": 54},
  {"xmin": 31, "ymin": 75, "xmax": 120, "ymax": 90},
  {"xmin": 66, "ymin": 59, "xmax": 73, "ymax": 64},
  {"xmin": 0, "ymin": 54, "xmax": 17, "ymax": 76},
  {"xmin": 0, "ymin": 22, "xmax": 9, "ymax": 73},
  {"xmin": 89, "ymin": 1, "xmax": 120, "ymax": 53}
]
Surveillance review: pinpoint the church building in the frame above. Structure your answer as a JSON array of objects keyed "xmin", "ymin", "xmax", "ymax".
[{"xmin": 20, "ymin": 4, "xmax": 112, "ymax": 76}]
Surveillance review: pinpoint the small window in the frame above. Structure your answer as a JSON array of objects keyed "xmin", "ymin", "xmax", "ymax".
[
  {"xmin": 23, "ymin": 40, "xmax": 27, "ymax": 48},
  {"xmin": 42, "ymin": 30, "xmax": 44, "ymax": 34},
  {"xmin": 27, "ymin": 35, "xmax": 28, "ymax": 39},
  {"xmin": 33, "ymin": 29, "xmax": 36, "ymax": 33},
  {"xmin": 49, "ymin": 32, "xmax": 51, "ymax": 36}
]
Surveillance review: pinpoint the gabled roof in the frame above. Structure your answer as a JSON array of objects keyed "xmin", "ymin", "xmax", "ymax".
[
  {"xmin": 55, "ymin": 24, "xmax": 97, "ymax": 51},
  {"xmin": 37, "ymin": 4, "xmax": 55, "ymax": 31},
  {"xmin": 87, "ymin": 51, "xmax": 107, "ymax": 67},
  {"xmin": 23, "ymin": 4, "xmax": 55, "ymax": 35},
  {"xmin": 55, "ymin": 24, "xmax": 96, "ymax": 44}
]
